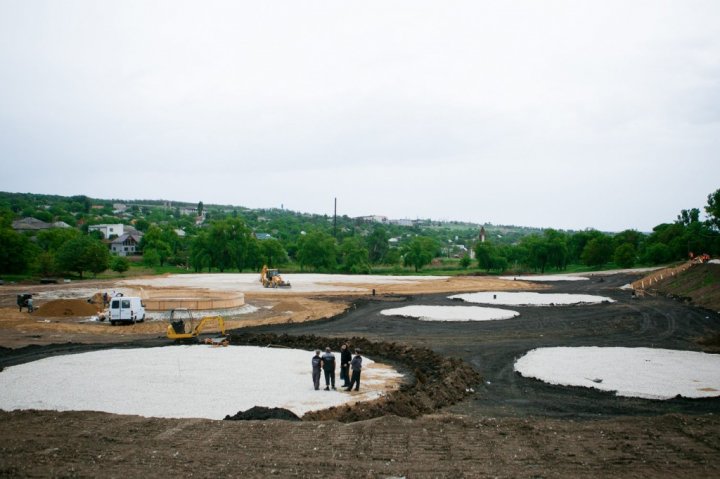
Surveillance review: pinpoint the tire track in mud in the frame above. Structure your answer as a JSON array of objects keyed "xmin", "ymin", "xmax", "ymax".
[
  {"xmin": 245, "ymin": 273, "xmax": 720, "ymax": 418},
  {"xmin": 1, "ymin": 273, "xmax": 718, "ymax": 420}
]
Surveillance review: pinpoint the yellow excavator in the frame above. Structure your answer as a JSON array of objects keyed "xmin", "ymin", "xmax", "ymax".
[
  {"xmin": 166, "ymin": 308, "xmax": 226, "ymax": 342},
  {"xmin": 260, "ymin": 265, "xmax": 291, "ymax": 288}
]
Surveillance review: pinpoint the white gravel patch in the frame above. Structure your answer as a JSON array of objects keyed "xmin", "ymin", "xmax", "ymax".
[
  {"xmin": 120, "ymin": 273, "xmax": 446, "ymax": 294},
  {"xmin": 500, "ymin": 275, "xmax": 590, "ymax": 282},
  {"xmin": 501, "ymin": 267, "xmax": 662, "ymax": 282},
  {"xmin": 0, "ymin": 346, "xmax": 402, "ymax": 419},
  {"xmin": 514, "ymin": 347, "xmax": 720, "ymax": 400},
  {"xmin": 450, "ymin": 292, "xmax": 614, "ymax": 306},
  {"xmin": 380, "ymin": 305, "xmax": 519, "ymax": 322}
]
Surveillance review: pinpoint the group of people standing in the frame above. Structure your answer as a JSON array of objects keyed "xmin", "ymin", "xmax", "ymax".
[{"xmin": 312, "ymin": 344, "xmax": 363, "ymax": 392}]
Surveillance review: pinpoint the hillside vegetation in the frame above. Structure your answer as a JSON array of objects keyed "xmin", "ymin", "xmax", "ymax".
[{"xmin": 1, "ymin": 189, "xmax": 719, "ymax": 279}]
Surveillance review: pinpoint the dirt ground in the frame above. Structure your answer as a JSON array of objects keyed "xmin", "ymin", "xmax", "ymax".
[
  {"xmin": 1, "ymin": 272, "xmax": 720, "ymax": 477},
  {"xmin": 0, "ymin": 275, "xmax": 535, "ymax": 349}
]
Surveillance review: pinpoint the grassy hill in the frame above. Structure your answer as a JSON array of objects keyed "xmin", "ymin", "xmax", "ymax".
[{"xmin": 649, "ymin": 263, "xmax": 720, "ymax": 312}]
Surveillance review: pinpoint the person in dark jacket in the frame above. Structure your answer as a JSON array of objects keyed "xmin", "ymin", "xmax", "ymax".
[
  {"xmin": 339, "ymin": 343, "xmax": 351, "ymax": 387},
  {"xmin": 346, "ymin": 350, "xmax": 362, "ymax": 392},
  {"xmin": 311, "ymin": 350, "xmax": 322, "ymax": 390},
  {"xmin": 321, "ymin": 347, "xmax": 336, "ymax": 390}
]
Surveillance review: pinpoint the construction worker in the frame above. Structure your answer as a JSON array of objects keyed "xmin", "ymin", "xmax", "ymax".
[
  {"xmin": 346, "ymin": 350, "xmax": 363, "ymax": 392},
  {"xmin": 311, "ymin": 350, "xmax": 322, "ymax": 390},
  {"xmin": 340, "ymin": 343, "xmax": 351, "ymax": 388},
  {"xmin": 321, "ymin": 347, "xmax": 336, "ymax": 390}
]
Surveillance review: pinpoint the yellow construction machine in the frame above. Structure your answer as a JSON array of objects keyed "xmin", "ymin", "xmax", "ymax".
[
  {"xmin": 260, "ymin": 265, "xmax": 291, "ymax": 288},
  {"xmin": 166, "ymin": 308, "xmax": 226, "ymax": 342}
]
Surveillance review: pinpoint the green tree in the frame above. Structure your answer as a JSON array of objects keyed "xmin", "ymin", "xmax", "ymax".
[
  {"xmin": 460, "ymin": 255, "xmax": 471, "ymax": 269},
  {"xmin": 544, "ymin": 229, "xmax": 568, "ymax": 270},
  {"xmin": 245, "ymin": 237, "xmax": 263, "ymax": 271},
  {"xmin": 0, "ymin": 227, "xmax": 34, "ymax": 274},
  {"xmin": 367, "ymin": 227, "xmax": 389, "ymax": 264},
  {"xmin": 259, "ymin": 239, "xmax": 288, "ymax": 267},
  {"xmin": 385, "ymin": 248, "xmax": 402, "ymax": 266},
  {"xmin": 613, "ymin": 243, "xmax": 637, "ymax": 268},
  {"xmin": 402, "ymin": 236, "xmax": 437, "ymax": 272},
  {"xmin": 36, "ymin": 228, "xmax": 81, "ymax": 253},
  {"xmin": 190, "ymin": 218, "xmax": 256, "ymax": 272},
  {"xmin": 111, "ymin": 256, "xmax": 130, "ymax": 274},
  {"xmin": 642, "ymin": 243, "xmax": 671, "ymax": 265},
  {"xmin": 143, "ymin": 248, "xmax": 161, "ymax": 267},
  {"xmin": 677, "ymin": 208, "xmax": 700, "ymax": 226},
  {"xmin": 134, "ymin": 218, "xmax": 150, "ymax": 232},
  {"xmin": 613, "ymin": 229, "xmax": 644, "ymax": 250},
  {"xmin": 475, "ymin": 241, "xmax": 509, "ymax": 272},
  {"xmin": 520, "ymin": 235, "xmax": 550, "ymax": 273},
  {"xmin": 297, "ymin": 230, "xmax": 337, "ymax": 271},
  {"xmin": 567, "ymin": 230, "xmax": 604, "ymax": 264},
  {"xmin": 706, "ymin": 188, "xmax": 720, "ymax": 231},
  {"xmin": 189, "ymin": 232, "xmax": 211, "ymax": 272},
  {"xmin": 581, "ymin": 235, "xmax": 614, "ymax": 267},
  {"xmin": 339, "ymin": 237, "xmax": 370, "ymax": 273},
  {"xmin": 141, "ymin": 225, "xmax": 178, "ymax": 267},
  {"xmin": 56, "ymin": 236, "xmax": 110, "ymax": 279},
  {"xmin": 34, "ymin": 251, "xmax": 57, "ymax": 276},
  {"xmin": 474, "ymin": 242, "xmax": 494, "ymax": 271}
]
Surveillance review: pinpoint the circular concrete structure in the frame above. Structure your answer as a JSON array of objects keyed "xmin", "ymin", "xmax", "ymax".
[{"xmin": 141, "ymin": 292, "xmax": 245, "ymax": 311}]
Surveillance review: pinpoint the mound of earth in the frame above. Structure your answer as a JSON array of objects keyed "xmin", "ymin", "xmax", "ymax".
[
  {"xmin": 644, "ymin": 263, "xmax": 720, "ymax": 310},
  {"xmin": 634, "ymin": 263, "xmax": 720, "ymax": 352},
  {"xmin": 227, "ymin": 333, "xmax": 482, "ymax": 422},
  {"xmin": 224, "ymin": 406, "xmax": 301, "ymax": 421},
  {"xmin": 32, "ymin": 299, "xmax": 100, "ymax": 317}
]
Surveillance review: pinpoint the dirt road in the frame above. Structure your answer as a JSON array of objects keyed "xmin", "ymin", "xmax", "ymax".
[{"xmin": 1, "ymin": 272, "xmax": 720, "ymax": 477}]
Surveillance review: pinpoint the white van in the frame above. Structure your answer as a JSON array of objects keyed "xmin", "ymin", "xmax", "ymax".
[{"xmin": 109, "ymin": 296, "xmax": 146, "ymax": 325}]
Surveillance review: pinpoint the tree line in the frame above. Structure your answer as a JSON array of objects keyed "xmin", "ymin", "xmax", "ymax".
[{"xmin": 1, "ymin": 189, "xmax": 719, "ymax": 278}]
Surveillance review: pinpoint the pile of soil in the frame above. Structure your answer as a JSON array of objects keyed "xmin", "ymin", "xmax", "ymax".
[
  {"xmin": 224, "ymin": 406, "xmax": 301, "ymax": 421},
  {"xmin": 227, "ymin": 332, "xmax": 482, "ymax": 422},
  {"xmin": 32, "ymin": 299, "xmax": 100, "ymax": 317}
]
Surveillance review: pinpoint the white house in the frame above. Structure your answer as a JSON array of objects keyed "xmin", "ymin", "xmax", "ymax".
[
  {"xmin": 88, "ymin": 224, "xmax": 125, "ymax": 239},
  {"xmin": 110, "ymin": 232, "xmax": 143, "ymax": 256},
  {"xmin": 179, "ymin": 207, "xmax": 197, "ymax": 216}
]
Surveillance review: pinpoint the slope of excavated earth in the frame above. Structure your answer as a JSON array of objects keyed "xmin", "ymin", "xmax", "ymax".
[
  {"xmin": 639, "ymin": 263, "xmax": 720, "ymax": 312},
  {"xmin": 638, "ymin": 263, "xmax": 720, "ymax": 353},
  {"xmin": 2, "ymin": 271, "xmax": 720, "ymax": 477}
]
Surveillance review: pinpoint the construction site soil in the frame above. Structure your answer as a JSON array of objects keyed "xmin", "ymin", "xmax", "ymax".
[
  {"xmin": 30, "ymin": 298, "xmax": 102, "ymax": 318},
  {"xmin": 1, "ymin": 271, "xmax": 720, "ymax": 477}
]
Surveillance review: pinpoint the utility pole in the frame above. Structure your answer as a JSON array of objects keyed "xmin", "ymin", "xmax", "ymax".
[{"xmin": 333, "ymin": 197, "xmax": 337, "ymax": 238}]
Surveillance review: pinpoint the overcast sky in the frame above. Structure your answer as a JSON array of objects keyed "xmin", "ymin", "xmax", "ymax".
[{"xmin": 1, "ymin": 1, "xmax": 718, "ymax": 232}]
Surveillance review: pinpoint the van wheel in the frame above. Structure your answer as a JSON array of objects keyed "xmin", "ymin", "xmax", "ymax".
[{"xmin": 110, "ymin": 320, "xmax": 117, "ymax": 326}]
